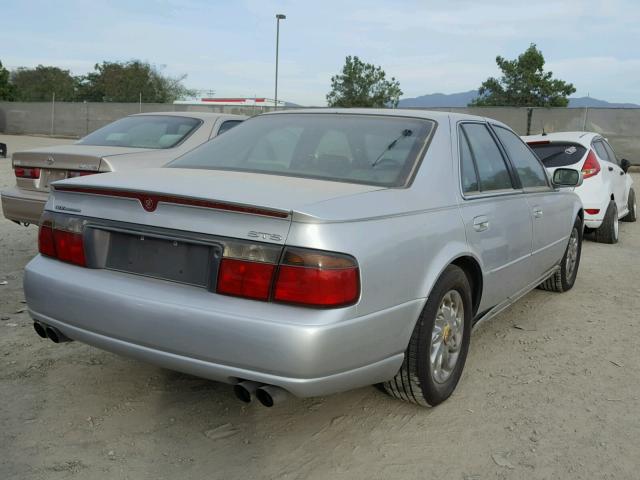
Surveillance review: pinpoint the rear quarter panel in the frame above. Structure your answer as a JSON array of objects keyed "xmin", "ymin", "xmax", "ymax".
[{"xmin": 287, "ymin": 118, "xmax": 477, "ymax": 342}]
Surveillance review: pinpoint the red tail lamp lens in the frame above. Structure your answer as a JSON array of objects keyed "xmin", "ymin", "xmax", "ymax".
[
  {"xmin": 38, "ymin": 223, "xmax": 56, "ymax": 257},
  {"xmin": 274, "ymin": 265, "xmax": 359, "ymax": 307},
  {"xmin": 217, "ymin": 258, "xmax": 275, "ymax": 301},
  {"xmin": 52, "ymin": 230, "xmax": 86, "ymax": 266},
  {"xmin": 273, "ymin": 248, "xmax": 359, "ymax": 307},
  {"xmin": 15, "ymin": 167, "xmax": 41, "ymax": 179},
  {"xmin": 585, "ymin": 209, "xmax": 600, "ymax": 215},
  {"xmin": 67, "ymin": 171, "xmax": 97, "ymax": 178},
  {"xmin": 581, "ymin": 150, "xmax": 600, "ymax": 179}
]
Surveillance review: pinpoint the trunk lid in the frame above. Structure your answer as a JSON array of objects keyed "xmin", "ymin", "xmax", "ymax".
[
  {"xmin": 49, "ymin": 168, "xmax": 384, "ymax": 242},
  {"xmin": 13, "ymin": 144, "xmax": 152, "ymax": 192}
]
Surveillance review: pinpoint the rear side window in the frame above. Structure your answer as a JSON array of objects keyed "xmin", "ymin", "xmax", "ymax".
[
  {"xmin": 592, "ymin": 140, "xmax": 610, "ymax": 162},
  {"xmin": 528, "ymin": 142, "xmax": 587, "ymax": 167},
  {"xmin": 217, "ymin": 120, "xmax": 243, "ymax": 135},
  {"xmin": 459, "ymin": 131, "xmax": 479, "ymax": 193},
  {"xmin": 493, "ymin": 127, "xmax": 548, "ymax": 189},
  {"xmin": 460, "ymin": 123, "xmax": 513, "ymax": 192},
  {"xmin": 602, "ymin": 141, "xmax": 619, "ymax": 165}
]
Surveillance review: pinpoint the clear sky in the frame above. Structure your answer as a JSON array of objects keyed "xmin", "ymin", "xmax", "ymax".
[{"xmin": 2, "ymin": 0, "xmax": 639, "ymax": 105}]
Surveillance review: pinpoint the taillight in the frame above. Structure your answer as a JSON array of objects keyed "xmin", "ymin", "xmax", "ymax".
[
  {"xmin": 14, "ymin": 167, "xmax": 40, "ymax": 179},
  {"xmin": 217, "ymin": 258, "xmax": 275, "ymax": 301},
  {"xmin": 38, "ymin": 222, "xmax": 56, "ymax": 257},
  {"xmin": 52, "ymin": 230, "xmax": 86, "ymax": 266},
  {"xmin": 67, "ymin": 171, "xmax": 97, "ymax": 178},
  {"xmin": 37, "ymin": 214, "xmax": 86, "ymax": 267},
  {"xmin": 274, "ymin": 248, "xmax": 359, "ymax": 307},
  {"xmin": 215, "ymin": 246, "xmax": 360, "ymax": 308},
  {"xmin": 581, "ymin": 150, "xmax": 600, "ymax": 179},
  {"xmin": 585, "ymin": 209, "xmax": 600, "ymax": 215}
]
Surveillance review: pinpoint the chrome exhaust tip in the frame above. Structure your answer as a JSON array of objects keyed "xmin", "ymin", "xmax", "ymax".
[
  {"xmin": 233, "ymin": 381, "xmax": 262, "ymax": 403},
  {"xmin": 44, "ymin": 325, "xmax": 72, "ymax": 343},
  {"xmin": 256, "ymin": 385, "xmax": 288, "ymax": 407},
  {"xmin": 33, "ymin": 322, "xmax": 47, "ymax": 339}
]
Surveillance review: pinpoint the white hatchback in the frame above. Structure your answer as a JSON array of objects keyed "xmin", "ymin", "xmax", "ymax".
[{"xmin": 524, "ymin": 132, "xmax": 636, "ymax": 243}]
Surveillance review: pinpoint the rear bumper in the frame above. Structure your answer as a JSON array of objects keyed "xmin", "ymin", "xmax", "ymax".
[
  {"xmin": 24, "ymin": 255, "xmax": 420, "ymax": 397},
  {"xmin": 0, "ymin": 187, "xmax": 46, "ymax": 225}
]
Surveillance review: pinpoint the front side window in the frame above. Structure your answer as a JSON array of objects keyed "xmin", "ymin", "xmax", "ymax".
[
  {"xmin": 493, "ymin": 126, "xmax": 548, "ymax": 189},
  {"xmin": 460, "ymin": 123, "xmax": 514, "ymax": 192},
  {"xmin": 169, "ymin": 114, "xmax": 435, "ymax": 187},
  {"xmin": 79, "ymin": 115, "xmax": 201, "ymax": 149}
]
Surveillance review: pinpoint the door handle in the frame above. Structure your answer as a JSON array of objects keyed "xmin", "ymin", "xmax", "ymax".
[
  {"xmin": 533, "ymin": 208, "xmax": 543, "ymax": 218},
  {"xmin": 608, "ymin": 166, "xmax": 614, "ymax": 172},
  {"xmin": 472, "ymin": 216, "xmax": 489, "ymax": 232}
]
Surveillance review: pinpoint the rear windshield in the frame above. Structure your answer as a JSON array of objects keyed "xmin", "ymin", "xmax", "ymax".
[
  {"xmin": 78, "ymin": 115, "xmax": 201, "ymax": 149},
  {"xmin": 528, "ymin": 141, "xmax": 587, "ymax": 167},
  {"xmin": 168, "ymin": 113, "xmax": 435, "ymax": 187}
]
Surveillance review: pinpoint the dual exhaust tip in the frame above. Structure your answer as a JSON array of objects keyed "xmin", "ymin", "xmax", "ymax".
[
  {"xmin": 233, "ymin": 381, "xmax": 288, "ymax": 407},
  {"xmin": 33, "ymin": 323, "xmax": 285, "ymax": 405},
  {"xmin": 33, "ymin": 322, "xmax": 72, "ymax": 343}
]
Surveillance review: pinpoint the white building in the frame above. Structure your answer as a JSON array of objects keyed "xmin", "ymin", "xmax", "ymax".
[{"xmin": 174, "ymin": 97, "xmax": 286, "ymax": 107}]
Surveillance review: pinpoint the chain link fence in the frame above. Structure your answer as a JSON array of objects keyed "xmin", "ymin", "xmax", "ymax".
[{"xmin": 0, "ymin": 102, "xmax": 638, "ymax": 164}]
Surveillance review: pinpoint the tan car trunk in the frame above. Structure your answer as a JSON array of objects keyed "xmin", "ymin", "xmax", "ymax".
[{"xmin": 12, "ymin": 145, "xmax": 150, "ymax": 192}]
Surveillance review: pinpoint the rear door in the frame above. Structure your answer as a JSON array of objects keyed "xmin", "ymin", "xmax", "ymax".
[
  {"xmin": 601, "ymin": 140, "xmax": 629, "ymax": 213},
  {"xmin": 456, "ymin": 121, "xmax": 533, "ymax": 309},
  {"xmin": 493, "ymin": 126, "xmax": 571, "ymax": 278},
  {"xmin": 593, "ymin": 139, "xmax": 625, "ymax": 213}
]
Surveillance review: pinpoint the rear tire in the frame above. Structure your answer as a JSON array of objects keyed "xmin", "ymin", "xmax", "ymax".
[
  {"xmin": 539, "ymin": 217, "xmax": 582, "ymax": 293},
  {"xmin": 381, "ymin": 265, "xmax": 472, "ymax": 407},
  {"xmin": 621, "ymin": 189, "xmax": 637, "ymax": 222},
  {"xmin": 594, "ymin": 200, "xmax": 619, "ymax": 244}
]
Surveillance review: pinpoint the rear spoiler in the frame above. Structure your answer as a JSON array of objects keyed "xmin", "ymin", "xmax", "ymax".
[{"xmin": 52, "ymin": 185, "xmax": 291, "ymax": 219}]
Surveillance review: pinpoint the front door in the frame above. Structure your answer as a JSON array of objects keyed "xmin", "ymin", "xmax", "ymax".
[{"xmin": 491, "ymin": 125, "xmax": 571, "ymax": 278}]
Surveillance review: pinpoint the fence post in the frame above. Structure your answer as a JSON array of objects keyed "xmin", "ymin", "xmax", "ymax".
[
  {"xmin": 85, "ymin": 101, "xmax": 89, "ymax": 135},
  {"xmin": 50, "ymin": 92, "xmax": 55, "ymax": 136}
]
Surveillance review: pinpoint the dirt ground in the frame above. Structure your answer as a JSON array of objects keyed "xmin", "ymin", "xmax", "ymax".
[{"xmin": 1, "ymin": 133, "xmax": 639, "ymax": 480}]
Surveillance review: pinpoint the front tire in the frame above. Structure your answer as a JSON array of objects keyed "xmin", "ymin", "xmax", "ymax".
[
  {"xmin": 539, "ymin": 217, "xmax": 582, "ymax": 293},
  {"xmin": 382, "ymin": 265, "xmax": 472, "ymax": 406},
  {"xmin": 621, "ymin": 189, "xmax": 637, "ymax": 222},
  {"xmin": 594, "ymin": 200, "xmax": 619, "ymax": 244}
]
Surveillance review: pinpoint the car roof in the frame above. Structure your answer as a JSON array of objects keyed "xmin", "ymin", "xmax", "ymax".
[
  {"xmin": 522, "ymin": 131, "xmax": 601, "ymax": 145},
  {"xmin": 261, "ymin": 108, "xmax": 512, "ymax": 129},
  {"xmin": 128, "ymin": 111, "xmax": 247, "ymax": 120}
]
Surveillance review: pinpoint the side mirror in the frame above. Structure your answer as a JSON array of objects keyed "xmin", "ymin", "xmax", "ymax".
[
  {"xmin": 620, "ymin": 158, "xmax": 631, "ymax": 173},
  {"xmin": 0, "ymin": 142, "xmax": 6, "ymax": 158},
  {"xmin": 552, "ymin": 168, "xmax": 583, "ymax": 188}
]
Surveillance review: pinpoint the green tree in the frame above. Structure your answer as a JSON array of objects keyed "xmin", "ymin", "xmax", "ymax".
[
  {"xmin": 77, "ymin": 60, "xmax": 196, "ymax": 103},
  {"xmin": 470, "ymin": 44, "xmax": 576, "ymax": 107},
  {"xmin": 11, "ymin": 65, "xmax": 77, "ymax": 101},
  {"xmin": 327, "ymin": 56, "xmax": 402, "ymax": 108},
  {"xmin": 0, "ymin": 61, "xmax": 14, "ymax": 100}
]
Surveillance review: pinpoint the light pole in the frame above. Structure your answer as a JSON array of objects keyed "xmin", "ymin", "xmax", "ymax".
[{"xmin": 274, "ymin": 13, "xmax": 286, "ymax": 109}]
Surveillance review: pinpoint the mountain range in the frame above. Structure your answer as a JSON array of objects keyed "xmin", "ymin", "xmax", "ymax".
[{"xmin": 397, "ymin": 90, "xmax": 640, "ymax": 108}]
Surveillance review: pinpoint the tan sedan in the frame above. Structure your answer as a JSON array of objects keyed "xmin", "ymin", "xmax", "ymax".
[{"xmin": 1, "ymin": 111, "xmax": 245, "ymax": 225}]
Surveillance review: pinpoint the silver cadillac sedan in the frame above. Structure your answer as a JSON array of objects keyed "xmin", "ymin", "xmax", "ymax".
[{"xmin": 24, "ymin": 109, "xmax": 584, "ymax": 407}]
